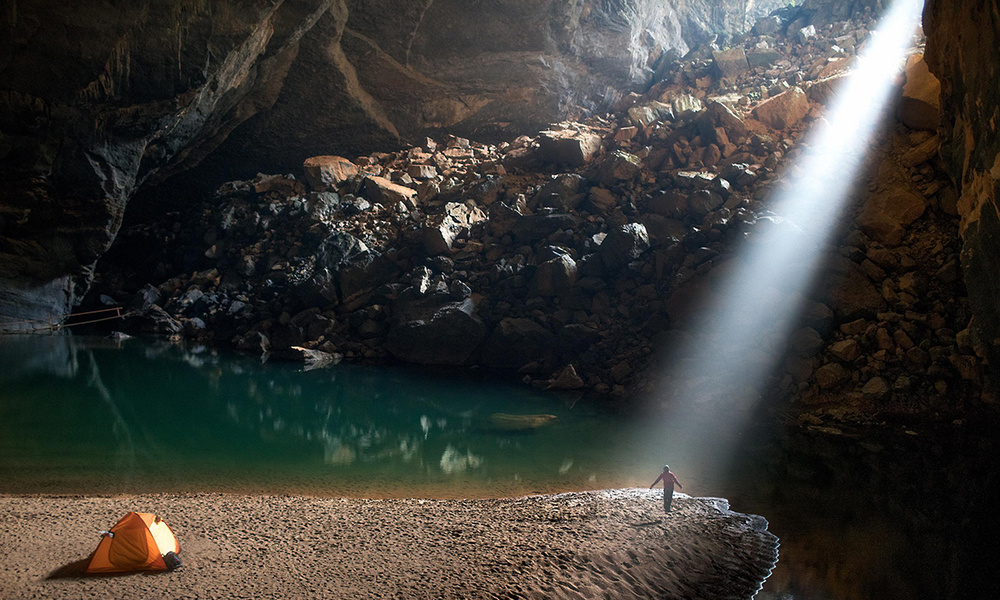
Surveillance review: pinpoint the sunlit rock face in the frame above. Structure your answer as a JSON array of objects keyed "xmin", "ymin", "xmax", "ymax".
[{"xmin": 924, "ymin": 0, "xmax": 1000, "ymax": 366}]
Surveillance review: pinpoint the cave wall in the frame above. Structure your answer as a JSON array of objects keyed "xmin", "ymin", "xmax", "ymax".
[
  {"xmin": 0, "ymin": 0, "xmax": 748, "ymax": 325},
  {"xmin": 0, "ymin": 0, "xmax": 336, "ymax": 325},
  {"xmin": 0, "ymin": 0, "xmax": 880, "ymax": 326},
  {"xmin": 924, "ymin": 0, "xmax": 1000, "ymax": 366}
]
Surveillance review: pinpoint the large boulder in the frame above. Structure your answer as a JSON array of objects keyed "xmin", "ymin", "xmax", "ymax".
[
  {"xmin": 480, "ymin": 318, "xmax": 557, "ymax": 370},
  {"xmin": 858, "ymin": 188, "xmax": 927, "ymax": 246},
  {"xmin": 599, "ymin": 223, "xmax": 650, "ymax": 271},
  {"xmin": 386, "ymin": 292, "xmax": 486, "ymax": 365},
  {"xmin": 897, "ymin": 54, "xmax": 941, "ymax": 131},
  {"xmin": 303, "ymin": 156, "xmax": 359, "ymax": 191},
  {"xmin": 752, "ymin": 87, "xmax": 810, "ymax": 131},
  {"xmin": 814, "ymin": 254, "xmax": 886, "ymax": 320}
]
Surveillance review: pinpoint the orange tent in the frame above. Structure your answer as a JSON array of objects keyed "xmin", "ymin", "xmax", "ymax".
[{"xmin": 85, "ymin": 512, "xmax": 181, "ymax": 574}]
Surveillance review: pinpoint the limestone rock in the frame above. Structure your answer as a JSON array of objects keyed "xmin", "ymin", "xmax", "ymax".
[
  {"xmin": 713, "ymin": 48, "xmax": 750, "ymax": 79},
  {"xmin": 599, "ymin": 223, "xmax": 650, "ymax": 271},
  {"xmin": 815, "ymin": 363, "xmax": 848, "ymax": 389},
  {"xmin": 303, "ymin": 156, "xmax": 359, "ymax": 191},
  {"xmin": 898, "ymin": 54, "xmax": 941, "ymax": 131},
  {"xmin": 753, "ymin": 87, "xmax": 810, "ymax": 130},
  {"xmin": 386, "ymin": 292, "xmax": 486, "ymax": 365},
  {"xmin": 536, "ymin": 128, "xmax": 603, "ymax": 166},
  {"xmin": 858, "ymin": 188, "xmax": 927, "ymax": 246},
  {"xmin": 480, "ymin": 318, "xmax": 557, "ymax": 370},
  {"xmin": 364, "ymin": 176, "xmax": 418, "ymax": 209},
  {"xmin": 534, "ymin": 255, "xmax": 578, "ymax": 296}
]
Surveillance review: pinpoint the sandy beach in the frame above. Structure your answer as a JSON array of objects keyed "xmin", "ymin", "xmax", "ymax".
[{"xmin": 0, "ymin": 489, "xmax": 777, "ymax": 599}]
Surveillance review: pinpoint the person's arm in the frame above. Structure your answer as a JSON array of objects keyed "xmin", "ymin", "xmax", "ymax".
[
  {"xmin": 673, "ymin": 474, "xmax": 682, "ymax": 489},
  {"xmin": 650, "ymin": 473, "xmax": 663, "ymax": 488}
]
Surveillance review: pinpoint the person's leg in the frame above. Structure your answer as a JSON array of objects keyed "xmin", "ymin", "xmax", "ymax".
[{"xmin": 664, "ymin": 482, "xmax": 674, "ymax": 513}]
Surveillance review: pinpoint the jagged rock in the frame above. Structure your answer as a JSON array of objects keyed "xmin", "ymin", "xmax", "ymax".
[
  {"xmin": 480, "ymin": 318, "xmax": 557, "ymax": 370},
  {"xmin": 797, "ymin": 25, "xmax": 817, "ymax": 43},
  {"xmin": 547, "ymin": 364, "xmax": 585, "ymax": 390},
  {"xmin": 899, "ymin": 135, "xmax": 940, "ymax": 168},
  {"xmin": 747, "ymin": 48, "xmax": 782, "ymax": 69},
  {"xmin": 536, "ymin": 128, "xmax": 603, "ymax": 166},
  {"xmin": 898, "ymin": 54, "xmax": 941, "ymax": 131},
  {"xmin": 687, "ymin": 190, "xmax": 724, "ymax": 219},
  {"xmin": 598, "ymin": 151, "xmax": 642, "ymax": 186},
  {"xmin": 752, "ymin": 87, "xmax": 810, "ymax": 130},
  {"xmin": 584, "ymin": 187, "xmax": 618, "ymax": 214},
  {"xmin": 649, "ymin": 190, "xmax": 689, "ymax": 218},
  {"xmin": 815, "ymin": 363, "xmax": 848, "ymax": 389},
  {"xmin": 407, "ymin": 165, "xmax": 438, "ymax": 179},
  {"xmin": 753, "ymin": 16, "xmax": 782, "ymax": 36},
  {"xmin": 829, "ymin": 339, "xmax": 862, "ymax": 361},
  {"xmin": 599, "ymin": 223, "xmax": 650, "ymax": 271},
  {"xmin": 861, "ymin": 376, "xmax": 890, "ymax": 398},
  {"xmin": 306, "ymin": 192, "xmax": 342, "ymax": 220},
  {"xmin": 816, "ymin": 254, "xmax": 885, "ymax": 319},
  {"xmin": 511, "ymin": 214, "xmax": 579, "ymax": 243},
  {"xmin": 423, "ymin": 202, "xmax": 487, "ymax": 255},
  {"xmin": 628, "ymin": 102, "xmax": 674, "ymax": 126},
  {"xmin": 858, "ymin": 188, "xmax": 926, "ymax": 246},
  {"xmin": 713, "ymin": 48, "xmax": 749, "ymax": 79},
  {"xmin": 534, "ymin": 255, "xmax": 578, "ymax": 296},
  {"xmin": 303, "ymin": 156, "xmax": 359, "ymax": 191},
  {"xmin": 534, "ymin": 174, "xmax": 586, "ymax": 211},
  {"xmin": 339, "ymin": 253, "xmax": 401, "ymax": 311},
  {"xmin": 386, "ymin": 291, "xmax": 486, "ymax": 365},
  {"xmin": 364, "ymin": 176, "xmax": 418, "ymax": 209}
]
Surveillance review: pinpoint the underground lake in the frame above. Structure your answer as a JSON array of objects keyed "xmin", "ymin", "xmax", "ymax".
[{"xmin": 1, "ymin": 334, "xmax": 997, "ymax": 599}]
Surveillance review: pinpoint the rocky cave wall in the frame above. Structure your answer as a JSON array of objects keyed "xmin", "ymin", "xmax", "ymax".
[
  {"xmin": 0, "ymin": 0, "xmax": 878, "ymax": 327},
  {"xmin": 924, "ymin": 0, "xmax": 1000, "ymax": 368}
]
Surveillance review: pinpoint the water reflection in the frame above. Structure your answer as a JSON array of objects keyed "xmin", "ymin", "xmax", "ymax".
[
  {"xmin": 1, "ymin": 335, "xmax": 997, "ymax": 599},
  {"xmin": 0, "ymin": 335, "xmax": 625, "ymax": 497}
]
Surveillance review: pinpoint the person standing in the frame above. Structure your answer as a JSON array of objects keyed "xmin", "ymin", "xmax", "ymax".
[{"xmin": 650, "ymin": 465, "xmax": 683, "ymax": 513}]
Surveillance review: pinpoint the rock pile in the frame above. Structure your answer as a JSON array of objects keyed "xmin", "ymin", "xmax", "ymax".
[{"xmin": 92, "ymin": 6, "xmax": 986, "ymax": 421}]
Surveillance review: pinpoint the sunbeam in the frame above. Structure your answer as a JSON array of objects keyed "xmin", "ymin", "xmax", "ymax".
[{"xmin": 641, "ymin": 0, "xmax": 927, "ymax": 484}]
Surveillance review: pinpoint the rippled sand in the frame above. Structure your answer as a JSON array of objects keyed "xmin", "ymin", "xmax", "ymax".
[{"xmin": 0, "ymin": 489, "xmax": 777, "ymax": 599}]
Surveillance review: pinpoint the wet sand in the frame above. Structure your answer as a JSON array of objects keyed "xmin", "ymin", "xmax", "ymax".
[{"xmin": 0, "ymin": 489, "xmax": 777, "ymax": 599}]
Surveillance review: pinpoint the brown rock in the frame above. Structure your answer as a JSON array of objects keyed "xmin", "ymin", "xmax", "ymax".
[
  {"xmin": 303, "ymin": 156, "xmax": 359, "ymax": 191},
  {"xmin": 537, "ymin": 128, "xmax": 603, "ymax": 166},
  {"xmin": 861, "ymin": 377, "xmax": 890, "ymax": 398},
  {"xmin": 364, "ymin": 176, "xmax": 418, "ymax": 209},
  {"xmin": 815, "ymin": 363, "xmax": 848, "ymax": 389},
  {"xmin": 713, "ymin": 48, "xmax": 749, "ymax": 79},
  {"xmin": 548, "ymin": 364, "xmax": 585, "ymax": 390},
  {"xmin": 859, "ymin": 188, "xmax": 927, "ymax": 246},
  {"xmin": 898, "ymin": 54, "xmax": 941, "ymax": 130},
  {"xmin": 829, "ymin": 339, "xmax": 861, "ymax": 362},
  {"xmin": 752, "ymin": 87, "xmax": 810, "ymax": 130}
]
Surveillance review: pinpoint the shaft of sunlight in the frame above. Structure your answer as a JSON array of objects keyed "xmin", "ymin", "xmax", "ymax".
[{"xmin": 641, "ymin": 0, "xmax": 927, "ymax": 483}]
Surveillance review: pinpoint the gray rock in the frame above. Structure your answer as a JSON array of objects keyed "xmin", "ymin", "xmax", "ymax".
[
  {"xmin": 599, "ymin": 223, "xmax": 650, "ymax": 271},
  {"xmin": 386, "ymin": 292, "xmax": 486, "ymax": 365},
  {"xmin": 480, "ymin": 318, "xmax": 557, "ymax": 370},
  {"xmin": 534, "ymin": 255, "xmax": 578, "ymax": 296}
]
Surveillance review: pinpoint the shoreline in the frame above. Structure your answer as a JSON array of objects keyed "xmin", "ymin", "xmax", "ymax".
[{"xmin": 0, "ymin": 489, "xmax": 778, "ymax": 600}]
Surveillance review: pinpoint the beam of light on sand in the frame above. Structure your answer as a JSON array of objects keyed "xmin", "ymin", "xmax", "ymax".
[{"xmin": 636, "ymin": 0, "xmax": 926, "ymax": 483}]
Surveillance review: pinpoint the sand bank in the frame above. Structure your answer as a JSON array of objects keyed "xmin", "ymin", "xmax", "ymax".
[{"xmin": 0, "ymin": 489, "xmax": 777, "ymax": 599}]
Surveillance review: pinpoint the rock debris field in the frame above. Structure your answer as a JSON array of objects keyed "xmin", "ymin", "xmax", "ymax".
[{"xmin": 0, "ymin": 490, "xmax": 777, "ymax": 599}]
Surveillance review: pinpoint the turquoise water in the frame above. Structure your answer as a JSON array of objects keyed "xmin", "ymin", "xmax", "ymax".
[
  {"xmin": 0, "ymin": 335, "xmax": 647, "ymax": 497},
  {"xmin": 2, "ymin": 334, "xmax": 997, "ymax": 599}
]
